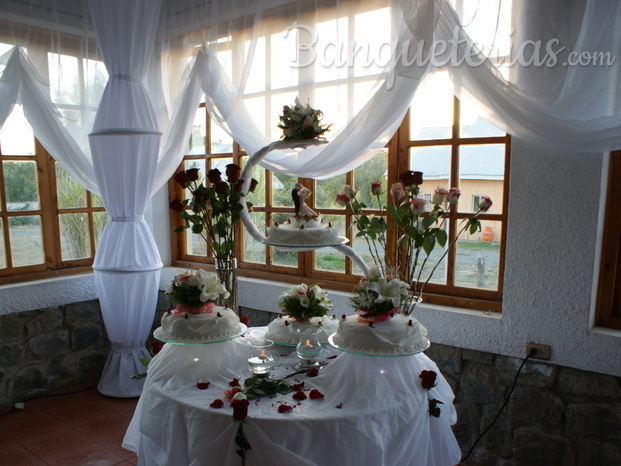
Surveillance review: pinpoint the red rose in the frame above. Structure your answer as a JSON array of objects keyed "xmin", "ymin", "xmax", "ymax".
[
  {"xmin": 215, "ymin": 181, "xmax": 228, "ymax": 194},
  {"xmin": 229, "ymin": 378, "xmax": 240, "ymax": 387},
  {"xmin": 306, "ymin": 368, "xmax": 319, "ymax": 377},
  {"xmin": 186, "ymin": 168, "xmax": 200, "ymax": 182},
  {"xmin": 192, "ymin": 188, "xmax": 209, "ymax": 205},
  {"xmin": 196, "ymin": 381, "xmax": 210, "ymax": 390},
  {"xmin": 278, "ymin": 404, "xmax": 293, "ymax": 413},
  {"xmin": 309, "ymin": 389, "xmax": 324, "ymax": 399},
  {"xmin": 292, "ymin": 390, "xmax": 307, "ymax": 401},
  {"xmin": 225, "ymin": 164, "xmax": 242, "ymax": 183},
  {"xmin": 249, "ymin": 178, "xmax": 259, "ymax": 193},
  {"xmin": 399, "ymin": 170, "xmax": 423, "ymax": 186},
  {"xmin": 210, "ymin": 399, "xmax": 224, "ymax": 408},
  {"xmin": 370, "ymin": 180, "xmax": 383, "ymax": 195},
  {"xmin": 150, "ymin": 339, "xmax": 164, "ymax": 355},
  {"xmin": 231, "ymin": 398, "xmax": 249, "ymax": 421},
  {"xmin": 290, "ymin": 382, "xmax": 304, "ymax": 391},
  {"xmin": 239, "ymin": 316, "xmax": 250, "ymax": 327},
  {"xmin": 169, "ymin": 199, "xmax": 185, "ymax": 212},
  {"xmin": 174, "ymin": 170, "xmax": 193, "ymax": 188},
  {"xmin": 207, "ymin": 168, "xmax": 222, "ymax": 184},
  {"xmin": 419, "ymin": 370, "xmax": 437, "ymax": 389}
]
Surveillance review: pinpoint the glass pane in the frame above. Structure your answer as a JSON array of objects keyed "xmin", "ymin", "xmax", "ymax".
[
  {"xmin": 455, "ymin": 219, "xmax": 501, "ymax": 290},
  {"xmin": 353, "ymin": 150, "xmax": 388, "ymax": 209},
  {"xmin": 210, "ymin": 118, "xmax": 233, "ymax": 154},
  {"xmin": 316, "ymin": 174, "xmax": 346, "ymax": 209},
  {"xmin": 353, "ymin": 8, "xmax": 390, "ymax": 77},
  {"xmin": 245, "ymin": 37, "xmax": 266, "ymax": 94},
  {"xmin": 0, "ymin": 106, "xmax": 35, "ymax": 155},
  {"xmin": 272, "ymin": 173, "xmax": 297, "ymax": 207},
  {"xmin": 410, "ymin": 72, "xmax": 453, "ymax": 140},
  {"xmin": 59, "ymin": 213, "xmax": 91, "ymax": 260},
  {"xmin": 460, "ymin": 94, "xmax": 505, "ymax": 138},
  {"xmin": 91, "ymin": 192, "xmax": 105, "ymax": 208},
  {"xmin": 188, "ymin": 107, "xmax": 207, "ymax": 155},
  {"xmin": 186, "ymin": 228, "xmax": 207, "ymax": 256},
  {"xmin": 9, "ymin": 216, "xmax": 44, "ymax": 266},
  {"xmin": 315, "ymin": 84, "xmax": 348, "ymax": 133},
  {"xmin": 93, "ymin": 212, "xmax": 108, "ymax": 248},
  {"xmin": 271, "ymin": 212, "xmax": 298, "ymax": 268},
  {"xmin": 352, "ymin": 220, "xmax": 384, "ymax": 276},
  {"xmin": 48, "ymin": 53, "xmax": 80, "ymax": 105},
  {"xmin": 244, "ymin": 212, "xmax": 266, "ymax": 264},
  {"xmin": 242, "ymin": 160, "xmax": 265, "ymax": 208},
  {"xmin": 409, "ymin": 146, "xmax": 451, "ymax": 199},
  {"xmin": 243, "ymin": 96, "xmax": 266, "ymax": 135},
  {"xmin": 315, "ymin": 214, "xmax": 345, "ymax": 273},
  {"xmin": 0, "ymin": 218, "xmax": 5, "ymax": 268},
  {"xmin": 56, "ymin": 164, "xmax": 87, "ymax": 209},
  {"xmin": 459, "ymin": 144, "xmax": 504, "ymax": 214},
  {"xmin": 271, "ymin": 31, "xmax": 298, "ymax": 89},
  {"xmin": 314, "ymin": 18, "xmax": 348, "ymax": 83},
  {"xmin": 3, "ymin": 161, "xmax": 40, "ymax": 211}
]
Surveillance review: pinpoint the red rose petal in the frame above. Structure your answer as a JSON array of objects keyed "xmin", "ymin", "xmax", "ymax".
[
  {"xmin": 229, "ymin": 378, "xmax": 240, "ymax": 387},
  {"xmin": 326, "ymin": 355, "xmax": 337, "ymax": 359},
  {"xmin": 290, "ymin": 382, "xmax": 305, "ymax": 391},
  {"xmin": 335, "ymin": 403, "xmax": 343, "ymax": 409},
  {"xmin": 196, "ymin": 382, "xmax": 210, "ymax": 390},
  {"xmin": 278, "ymin": 404, "xmax": 293, "ymax": 413},
  {"xmin": 309, "ymin": 389, "xmax": 324, "ymax": 399},
  {"xmin": 210, "ymin": 399, "xmax": 224, "ymax": 408},
  {"xmin": 306, "ymin": 368, "xmax": 319, "ymax": 377},
  {"xmin": 292, "ymin": 390, "xmax": 307, "ymax": 401}
]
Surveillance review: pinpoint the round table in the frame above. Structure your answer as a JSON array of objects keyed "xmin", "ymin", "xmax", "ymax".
[{"xmin": 123, "ymin": 329, "xmax": 461, "ymax": 466}]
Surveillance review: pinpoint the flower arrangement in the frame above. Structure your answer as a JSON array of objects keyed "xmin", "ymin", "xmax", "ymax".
[
  {"xmin": 165, "ymin": 269, "xmax": 229, "ymax": 313},
  {"xmin": 350, "ymin": 265, "xmax": 410, "ymax": 322},
  {"xmin": 278, "ymin": 97, "xmax": 332, "ymax": 141},
  {"xmin": 278, "ymin": 283, "xmax": 334, "ymax": 321},
  {"xmin": 337, "ymin": 171, "xmax": 493, "ymax": 313}
]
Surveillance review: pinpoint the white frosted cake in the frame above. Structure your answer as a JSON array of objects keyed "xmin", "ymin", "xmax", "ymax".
[
  {"xmin": 266, "ymin": 215, "xmax": 341, "ymax": 246},
  {"xmin": 330, "ymin": 313, "xmax": 429, "ymax": 355},
  {"xmin": 156, "ymin": 307, "xmax": 243, "ymax": 343},
  {"xmin": 265, "ymin": 315, "xmax": 339, "ymax": 345}
]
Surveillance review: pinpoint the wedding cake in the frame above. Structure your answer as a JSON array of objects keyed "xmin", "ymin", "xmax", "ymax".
[
  {"xmin": 157, "ymin": 307, "xmax": 243, "ymax": 344},
  {"xmin": 331, "ymin": 313, "xmax": 429, "ymax": 355},
  {"xmin": 265, "ymin": 315, "xmax": 339, "ymax": 345},
  {"xmin": 266, "ymin": 183, "xmax": 341, "ymax": 246}
]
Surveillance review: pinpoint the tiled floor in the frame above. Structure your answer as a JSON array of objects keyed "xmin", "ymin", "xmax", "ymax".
[{"xmin": 0, "ymin": 385, "xmax": 139, "ymax": 465}]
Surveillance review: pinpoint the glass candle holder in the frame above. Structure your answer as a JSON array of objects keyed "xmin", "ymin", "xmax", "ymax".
[
  {"xmin": 247, "ymin": 339, "xmax": 275, "ymax": 376},
  {"xmin": 295, "ymin": 327, "xmax": 323, "ymax": 370}
]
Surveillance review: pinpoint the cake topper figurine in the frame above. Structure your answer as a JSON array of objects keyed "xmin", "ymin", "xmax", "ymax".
[{"xmin": 292, "ymin": 183, "xmax": 318, "ymax": 218}]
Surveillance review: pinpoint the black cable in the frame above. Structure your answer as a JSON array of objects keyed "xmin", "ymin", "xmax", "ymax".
[
  {"xmin": 0, "ymin": 383, "xmax": 98, "ymax": 418},
  {"xmin": 460, "ymin": 348, "xmax": 536, "ymax": 463}
]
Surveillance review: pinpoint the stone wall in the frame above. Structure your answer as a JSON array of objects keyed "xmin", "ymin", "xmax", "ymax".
[
  {"xmin": 426, "ymin": 344, "xmax": 621, "ymax": 465},
  {"xmin": 2, "ymin": 300, "xmax": 620, "ymax": 465},
  {"xmin": 0, "ymin": 300, "xmax": 110, "ymax": 408}
]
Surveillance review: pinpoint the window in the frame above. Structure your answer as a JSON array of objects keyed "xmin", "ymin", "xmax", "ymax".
[
  {"xmin": 0, "ymin": 105, "xmax": 106, "ymax": 283},
  {"xmin": 596, "ymin": 151, "xmax": 621, "ymax": 330}
]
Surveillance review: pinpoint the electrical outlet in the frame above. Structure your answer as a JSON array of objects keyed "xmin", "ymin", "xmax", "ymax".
[{"xmin": 526, "ymin": 343, "xmax": 551, "ymax": 360}]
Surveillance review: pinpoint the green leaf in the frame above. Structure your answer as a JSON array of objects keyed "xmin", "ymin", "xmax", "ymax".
[
  {"xmin": 173, "ymin": 225, "xmax": 188, "ymax": 233},
  {"xmin": 469, "ymin": 219, "xmax": 481, "ymax": 235},
  {"xmin": 404, "ymin": 225, "xmax": 419, "ymax": 240},
  {"xmin": 139, "ymin": 358, "xmax": 151, "ymax": 367},
  {"xmin": 191, "ymin": 223, "xmax": 203, "ymax": 234},
  {"xmin": 436, "ymin": 229, "xmax": 448, "ymax": 247},
  {"xmin": 423, "ymin": 235, "xmax": 435, "ymax": 255}
]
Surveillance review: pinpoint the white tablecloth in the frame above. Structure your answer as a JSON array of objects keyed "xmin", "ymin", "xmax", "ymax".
[{"xmin": 123, "ymin": 329, "xmax": 461, "ymax": 466}]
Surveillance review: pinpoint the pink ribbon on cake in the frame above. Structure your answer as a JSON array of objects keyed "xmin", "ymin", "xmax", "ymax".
[
  {"xmin": 356, "ymin": 308, "xmax": 400, "ymax": 323},
  {"xmin": 172, "ymin": 302, "xmax": 216, "ymax": 317}
]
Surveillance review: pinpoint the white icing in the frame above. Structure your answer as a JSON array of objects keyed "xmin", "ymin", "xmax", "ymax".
[
  {"xmin": 157, "ymin": 307, "xmax": 242, "ymax": 343},
  {"xmin": 331, "ymin": 314, "xmax": 429, "ymax": 355},
  {"xmin": 267, "ymin": 215, "xmax": 341, "ymax": 246},
  {"xmin": 265, "ymin": 316, "xmax": 339, "ymax": 345}
]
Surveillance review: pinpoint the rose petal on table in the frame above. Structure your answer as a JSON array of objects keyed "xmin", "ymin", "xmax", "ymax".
[
  {"xmin": 326, "ymin": 355, "xmax": 337, "ymax": 359},
  {"xmin": 335, "ymin": 403, "xmax": 343, "ymax": 409},
  {"xmin": 278, "ymin": 404, "xmax": 293, "ymax": 413},
  {"xmin": 292, "ymin": 390, "xmax": 307, "ymax": 401},
  {"xmin": 309, "ymin": 389, "xmax": 324, "ymax": 399},
  {"xmin": 306, "ymin": 368, "xmax": 319, "ymax": 377},
  {"xmin": 290, "ymin": 382, "xmax": 305, "ymax": 391},
  {"xmin": 196, "ymin": 382, "xmax": 210, "ymax": 390},
  {"xmin": 210, "ymin": 399, "xmax": 224, "ymax": 408},
  {"xmin": 229, "ymin": 378, "xmax": 240, "ymax": 387}
]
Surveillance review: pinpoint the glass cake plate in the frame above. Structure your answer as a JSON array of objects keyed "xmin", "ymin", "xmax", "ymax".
[
  {"xmin": 327, "ymin": 333, "xmax": 430, "ymax": 357},
  {"xmin": 261, "ymin": 236, "xmax": 349, "ymax": 251},
  {"xmin": 153, "ymin": 324, "xmax": 247, "ymax": 345}
]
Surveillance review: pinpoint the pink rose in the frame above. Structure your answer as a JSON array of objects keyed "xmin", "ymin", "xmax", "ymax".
[
  {"xmin": 447, "ymin": 188, "xmax": 461, "ymax": 205},
  {"xmin": 342, "ymin": 185, "xmax": 356, "ymax": 200},
  {"xmin": 410, "ymin": 198, "xmax": 427, "ymax": 215},
  {"xmin": 370, "ymin": 180, "xmax": 383, "ymax": 196},
  {"xmin": 390, "ymin": 183, "xmax": 405, "ymax": 202},
  {"xmin": 432, "ymin": 188, "xmax": 447, "ymax": 205},
  {"xmin": 225, "ymin": 386, "xmax": 242, "ymax": 399},
  {"xmin": 335, "ymin": 193, "xmax": 350, "ymax": 207},
  {"xmin": 478, "ymin": 196, "xmax": 493, "ymax": 211}
]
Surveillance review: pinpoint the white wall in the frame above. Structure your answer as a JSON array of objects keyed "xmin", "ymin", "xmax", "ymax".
[{"xmin": 1, "ymin": 138, "xmax": 619, "ymax": 377}]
